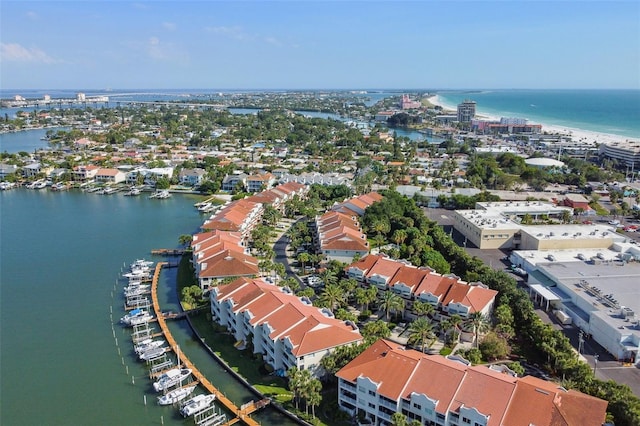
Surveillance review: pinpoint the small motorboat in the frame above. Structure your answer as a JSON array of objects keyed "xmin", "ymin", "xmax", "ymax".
[{"xmin": 158, "ymin": 385, "xmax": 196, "ymax": 406}]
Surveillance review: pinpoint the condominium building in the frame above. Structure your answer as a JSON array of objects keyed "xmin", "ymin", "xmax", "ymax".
[
  {"xmin": 599, "ymin": 141, "xmax": 640, "ymax": 168},
  {"xmin": 457, "ymin": 100, "xmax": 476, "ymax": 123},
  {"xmin": 337, "ymin": 339, "xmax": 608, "ymax": 426},
  {"xmin": 210, "ymin": 277, "xmax": 363, "ymax": 377}
]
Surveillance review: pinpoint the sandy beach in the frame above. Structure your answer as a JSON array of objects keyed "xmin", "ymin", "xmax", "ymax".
[{"xmin": 427, "ymin": 95, "xmax": 640, "ymax": 145}]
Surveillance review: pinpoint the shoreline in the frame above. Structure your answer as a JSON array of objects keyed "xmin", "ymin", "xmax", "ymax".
[{"xmin": 427, "ymin": 95, "xmax": 640, "ymax": 145}]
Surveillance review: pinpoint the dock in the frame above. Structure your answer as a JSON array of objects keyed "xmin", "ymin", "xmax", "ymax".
[
  {"xmin": 150, "ymin": 263, "xmax": 269, "ymax": 425},
  {"xmin": 151, "ymin": 248, "xmax": 185, "ymax": 256}
]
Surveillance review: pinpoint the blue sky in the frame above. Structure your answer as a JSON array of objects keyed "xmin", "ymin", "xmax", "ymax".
[{"xmin": 1, "ymin": 1, "xmax": 639, "ymax": 90}]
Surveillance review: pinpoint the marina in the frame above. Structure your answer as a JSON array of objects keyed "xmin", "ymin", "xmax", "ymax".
[{"xmin": 148, "ymin": 262, "xmax": 270, "ymax": 425}]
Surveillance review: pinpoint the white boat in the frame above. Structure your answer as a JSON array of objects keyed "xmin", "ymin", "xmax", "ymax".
[
  {"xmin": 120, "ymin": 308, "xmax": 153, "ymax": 326},
  {"xmin": 124, "ymin": 286, "xmax": 150, "ymax": 297},
  {"xmin": 124, "ymin": 187, "xmax": 141, "ymax": 196},
  {"xmin": 130, "ymin": 259, "xmax": 153, "ymax": 269},
  {"xmin": 180, "ymin": 394, "xmax": 216, "ymax": 417},
  {"xmin": 139, "ymin": 346, "xmax": 166, "ymax": 361},
  {"xmin": 122, "ymin": 270, "xmax": 151, "ymax": 279},
  {"xmin": 149, "ymin": 190, "xmax": 171, "ymax": 199},
  {"xmin": 134, "ymin": 338, "xmax": 165, "ymax": 354},
  {"xmin": 101, "ymin": 186, "xmax": 118, "ymax": 195},
  {"xmin": 26, "ymin": 180, "xmax": 47, "ymax": 189},
  {"xmin": 158, "ymin": 385, "xmax": 196, "ymax": 406},
  {"xmin": 153, "ymin": 368, "xmax": 192, "ymax": 392},
  {"xmin": 0, "ymin": 182, "xmax": 16, "ymax": 190}
]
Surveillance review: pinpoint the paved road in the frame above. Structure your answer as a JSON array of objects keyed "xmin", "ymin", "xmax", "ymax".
[{"xmin": 273, "ymin": 219, "xmax": 305, "ymax": 288}]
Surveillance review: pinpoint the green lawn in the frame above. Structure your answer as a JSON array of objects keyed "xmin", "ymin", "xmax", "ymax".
[{"xmin": 189, "ymin": 314, "xmax": 292, "ymax": 404}]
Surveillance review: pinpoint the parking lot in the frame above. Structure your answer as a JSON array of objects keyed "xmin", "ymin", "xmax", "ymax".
[{"xmin": 423, "ymin": 206, "xmax": 640, "ymax": 396}]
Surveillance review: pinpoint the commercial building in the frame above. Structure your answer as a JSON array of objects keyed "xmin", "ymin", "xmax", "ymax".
[
  {"xmin": 336, "ymin": 339, "xmax": 608, "ymax": 426},
  {"xmin": 511, "ymin": 244, "xmax": 640, "ymax": 362},
  {"xmin": 452, "ymin": 201, "xmax": 622, "ymax": 249}
]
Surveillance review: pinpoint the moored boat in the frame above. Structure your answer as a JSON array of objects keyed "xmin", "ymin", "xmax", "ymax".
[
  {"xmin": 124, "ymin": 187, "xmax": 141, "ymax": 196},
  {"xmin": 153, "ymin": 368, "xmax": 192, "ymax": 392},
  {"xmin": 120, "ymin": 308, "xmax": 153, "ymax": 326},
  {"xmin": 149, "ymin": 189, "xmax": 171, "ymax": 199},
  {"xmin": 157, "ymin": 385, "xmax": 196, "ymax": 406},
  {"xmin": 0, "ymin": 182, "xmax": 16, "ymax": 190},
  {"xmin": 139, "ymin": 346, "xmax": 166, "ymax": 361},
  {"xmin": 180, "ymin": 393, "xmax": 216, "ymax": 417},
  {"xmin": 134, "ymin": 338, "xmax": 165, "ymax": 354}
]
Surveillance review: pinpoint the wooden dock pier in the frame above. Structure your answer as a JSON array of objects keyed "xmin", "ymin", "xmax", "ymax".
[
  {"xmin": 150, "ymin": 263, "xmax": 268, "ymax": 425},
  {"xmin": 151, "ymin": 248, "xmax": 185, "ymax": 256}
]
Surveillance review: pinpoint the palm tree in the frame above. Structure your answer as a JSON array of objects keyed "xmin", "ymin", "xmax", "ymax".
[
  {"xmin": 391, "ymin": 229, "xmax": 407, "ymax": 249},
  {"xmin": 408, "ymin": 317, "xmax": 435, "ymax": 353},
  {"xmin": 447, "ymin": 314, "xmax": 463, "ymax": 344},
  {"xmin": 379, "ymin": 290, "xmax": 405, "ymax": 321},
  {"xmin": 319, "ymin": 269, "xmax": 338, "ymax": 287},
  {"xmin": 306, "ymin": 378, "xmax": 322, "ymax": 418},
  {"xmin": 319, "ymin": 283, "xmax": 345, "ymax": 311},
  {"xmin": 297, "ymin": 252, "xmax": 310, "ymax": 275},
  {"xmin": 412, "ymin": 300, "xmax": 434, "ymax": 318},
  {"xmin": 466, "ymin": 312, "xmax": 490, "ymax": 348}
]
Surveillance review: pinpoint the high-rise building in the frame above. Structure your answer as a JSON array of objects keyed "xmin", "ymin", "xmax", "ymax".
[{"xmin": 457, "ymin": 99, "xmax": 476, "ymax": 123}]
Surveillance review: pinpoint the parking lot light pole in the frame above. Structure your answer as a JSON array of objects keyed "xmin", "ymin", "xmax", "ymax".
[{"xmin": 594, "ymin": 354, "xmax": 599, "ymax": 376}]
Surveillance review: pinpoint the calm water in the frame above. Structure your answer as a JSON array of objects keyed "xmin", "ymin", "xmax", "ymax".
[
  {"xmin": 0, "ymin": 127, "xmax": 66, "ymax": 154},
  {"xmin": 437, "ymin": 89, "xmax": 640, "ymax": 138},
  {"xmin": 0, "ymin": 190, "xmax": 293, "ymax": 425}
]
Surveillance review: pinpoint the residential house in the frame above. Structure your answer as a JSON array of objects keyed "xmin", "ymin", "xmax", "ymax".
[
  {"xmin": 22, "ymin": 162, "xmax": 53, "ymax": 178},
  {"xmin": 179, "ymin": 168, "xmax": 207, "ymax": 186},
  {"xmin": 0, "ymin": 164, "xmax": 19, "ymax": 180},
  {"xmin": 95, "ymin": 168, "xmax": 126, "ymax": 184},
  {"xmin": 246, "ymin": 172, "xmax": 276, "ymax": 192},
  {"xmin": 337, "ymin": 339, "xmax": 607, "ymax": 426},
  {"xmin": 210, "ymin": 277, "xmax": 363, "ymax": 377},
  {"xmin": 72, "ymin": 165, "xmax": 100, "ymax": 182},
  {"xmin": 222, "ymin": 172, "xmax": 248, "ymax": 191}
]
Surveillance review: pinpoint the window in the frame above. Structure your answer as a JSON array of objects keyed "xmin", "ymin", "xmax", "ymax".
[
  {"xmin": 368, "ymin": 402, "xmax": 376, "ymax": 409},
  {"xmin": 413, "ymin": 402, "xmax": 422, "ymax": 410},
  {"xmin": 462, "ymin": 417, "xmax": 471, "ymax": 424},
  {"xmin": 368, "ymin": 390, "xmax": 376, "ymax": 397}
]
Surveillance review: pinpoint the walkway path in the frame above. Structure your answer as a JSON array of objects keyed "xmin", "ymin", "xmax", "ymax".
[{"xmin": 150, "ymin": 262, "xmax": 268, "ymax": 425}]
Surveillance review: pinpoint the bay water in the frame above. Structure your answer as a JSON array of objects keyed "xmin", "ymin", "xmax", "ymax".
[{"xmin": 0, "ymin": 190, "xmax": 293, "ymax": 425}]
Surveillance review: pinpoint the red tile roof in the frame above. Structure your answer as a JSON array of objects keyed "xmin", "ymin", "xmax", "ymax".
[
  {"xmin": 337, "ymin": 340, "xmax": 607, "ymax": 425},
  {"xmin": 214, "ymin": 278, "xmax": 362, "ymax": 356}
]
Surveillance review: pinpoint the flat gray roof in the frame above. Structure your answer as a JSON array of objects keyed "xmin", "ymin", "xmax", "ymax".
[{"xmin": 538, "ymin": 261, "xmax": 640, "ymax": 329}]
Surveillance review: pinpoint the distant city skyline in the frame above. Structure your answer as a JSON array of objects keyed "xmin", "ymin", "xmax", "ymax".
[{"xmin": 1, "ymin": 1, "xmax": 639, "ymax": 90}]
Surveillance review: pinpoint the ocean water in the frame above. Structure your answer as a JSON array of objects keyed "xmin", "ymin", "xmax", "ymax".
[
  {"xmin": 0, "ymin": 190, "xmax": 293, "ymax": 425},
  {"xmin": 435, "ymin": 89, "xmax": 640, "ymax": 139}
]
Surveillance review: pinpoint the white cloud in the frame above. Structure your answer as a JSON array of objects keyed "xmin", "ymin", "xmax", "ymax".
[
  {"xmin": 26, "ymin": 11, "xmax": 38, "ymax": 20},
  {"xmin": 145, "ymin": 37, "xmax": 189, "ymax": 63},
  {"xmin": 204, "ymin": 25, "xmax": 250, "ymax": 41},
  {"xmin": 264, "ymin": 37, "xmax": 283, "ymax": 47},
  {"xmin": 0, "ymin": 43, "xmax": 57, "ymax": 64},
  {"xmin": 162, "ymin": 22, "xmax": 176, "ymax": 31}
]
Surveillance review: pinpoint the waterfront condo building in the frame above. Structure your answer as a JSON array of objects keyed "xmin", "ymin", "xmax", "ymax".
[
  {"xmin": 210, "ymin": 277, "xmax": 363, "ymax": 377},
  {"xmin": 336, "ymin": 339, "xmax": 608, "ymax": 426},
  {"xmin": 457, "ymin": 100, "xmax": 476, "ymax": 123}
]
